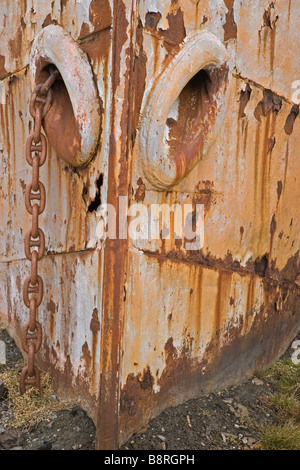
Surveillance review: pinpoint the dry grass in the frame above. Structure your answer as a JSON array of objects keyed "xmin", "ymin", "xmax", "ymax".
[
  {"xmin": 0, "ymin": 359, "xmax": 71, "ymax": 431},
  {"xmin": 268, "ymin": 360, "xmax": 300, "ymax": 397},
  {"xmin": 258, "ymin": 421, "xmax": 300, "ymax": 450},
  {"xmin": 255, "ymin": 359, "xmax": 300, "ymax": 450}
]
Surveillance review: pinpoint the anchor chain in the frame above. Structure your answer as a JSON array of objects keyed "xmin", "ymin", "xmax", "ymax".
[{"xmin": 20, "ymin": 68, "xmax": 59, "ymax": 394}]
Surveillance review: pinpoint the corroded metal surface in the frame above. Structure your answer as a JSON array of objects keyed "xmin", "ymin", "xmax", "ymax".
[{"xmin": 0, "ymin": 0, "xmax": 299, "ymax": 450}]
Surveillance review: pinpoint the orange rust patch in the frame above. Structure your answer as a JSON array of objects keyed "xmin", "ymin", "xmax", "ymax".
[
  {"xmin": 79, "ymin": 22, "xmax": 91, "ymax": 39},
  {"xmin": 82, "ymin": 341, "xmax": 92, "ymax": 375},
  {"xmin": 145, "ymin": 11, "xmax": 162, "ymax": 32},
  {"xmin": 89, "ymin": 0, "xmax": 112, "ymax": 32},
  {"xmin": 0, "ymin": 55, "xmax": 7, "ymax": 78},
  {"xmin": 132, "ymin": 18, "xmax": 147, "ymax": 140},
  {"xmin": 8, "ymin": 27, "xmax": 23, "ymax": 60},
  {"xmin": 47, "ymin": 299, "xmax": 56, "ymax": 315},
  {"xmin": 158, "ymin": 7, "xmax": 186, "ymax": 48},
  {"xmin": 193, "ymin": 181, "xmax": 218, "ymax": 217},
  {"xmin": 254, "ymin": 90, "xmax": 282, "ymax": 122},
  {"xmin": 134, "ymin": 178, "xmax": 146, "ymax": 202},
  {"xmin": 90, "ymin": 308, "xmax": 100, "ymax": 333},
  {"xmin": 42, "ymin": 14, "xmax": 58, "ymax": 28},
  {"xmin": 223, "ymin": 0, "xmax": 237, "ymax": 41},
  {"xmin": 238, "ymin": 83, "xmax": 252, "ymax": 119},
  {"xmin": 284, "ymin": 106, "xmax": 299, "ymax": 136}
]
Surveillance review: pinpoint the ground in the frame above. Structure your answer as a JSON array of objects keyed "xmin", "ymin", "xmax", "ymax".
[{"xmin": 0, "ymin": 329, "xmax": 299, "ymax": 451}]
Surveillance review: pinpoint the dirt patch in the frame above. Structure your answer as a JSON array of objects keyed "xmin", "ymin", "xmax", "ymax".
[
  {"xmin": 120, "ymin": 371, "xmax": 283, "ymax": 451},
  {"xmin": 0, "ymin": 329, "xmax": 299, "ymax": 450}
]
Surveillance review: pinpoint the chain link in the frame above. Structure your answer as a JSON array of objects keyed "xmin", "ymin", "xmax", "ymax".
[{"xmin": 20, "ymin": 68, "xmax": 59, "ymax": 395}]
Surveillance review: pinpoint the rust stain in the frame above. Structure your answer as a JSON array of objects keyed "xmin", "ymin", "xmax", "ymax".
[
  {"xmin": 252, "ymin": 89, "xmax": 282, "ymax": 253},
  {"xmin": 258, "ymin": 3, "xmax": 279, "ymax": 74},
  {"xmin": 82, "ymin": 341, "xmax": 92, "ymax": 374},
  {"xmin": 269, "ymin": 213, "xmax": 277, "ymax": 255},
  {"xmin": 8, "ymin": 26, "xmax": 23, "ymax": 61},
  {"xmin": 96, "ymin": 0, "xmax": 130, "ymax": 451},
  {"xmin": 134, "ymin": 177, "xmax": 146, "ymax": 202},
  {"xmin": 47, "ymin": 299, "xmax": 57, "ymax": 340},
  {"xmin": 89, "ymin": 0, "xmax": 112, "ymax": 32},
  {"xmin": 79, "ymin": 22, "xmax": 91, "ymax": 39},
  {"xmin": 145, "ymin": 11, "xmax": 162, "ymax": 32},
  {"xmin": 16, "ymin": 274, "xmax": 21, "ymax": 293},
  {"xmin": 133, "ymin": 17, "xmax": 147, "ymax": 136},
  {"xmin": 288, "ymin": 0, "xmax": 292, "ymax": 23},
  {"xmin": 158, "ymin": 7, "xmax": 186, "ymax": 49},
  {"xmin": 254, "ymin": 89, "xmax": 282, "ymax": 122},
  {"xmin": 277, "ymin": 180, "xmax": 283, "ymax": 201},
  {"xmin": 193, "ymin": 181, "xmax": 218, "ymax": 217},
  {"xmin": 284, "ymin": 106, "xmax": 299, "ymax": 135},
  {"xmin": 214, "ymin": 270, "xmax": 232, "ymax": 341},
  {"xmin": 238, "ymin": 83, "xmax": 252, "ymax": 119},
  {"xmin": 223, "ymin": 0, "xmax": 237, "ymax": 41},
  {"xmin": 244, "ymin": 275, "xmax": 256, "ymax": 332},
  {"xmin": 0, "ymin": 55, "xmax": 7, "ymax": 79},
  {"xmin": 60, "ymin": 0, "xmax": 68, "ymax": 11},
  {"xmin": 42, "ymin": 14, "xmax": 58, "ymax": 28},
  {"xmin": 141, "ymin": 242, "xmax": 300, "ymax": 290},
  {"xmin": 90, "ymin": 307, "xmax": 100, "ymax": 333}
]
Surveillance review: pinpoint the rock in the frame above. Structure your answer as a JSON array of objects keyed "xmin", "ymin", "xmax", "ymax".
[
  {"xmin": 223, "ymin": 398, "xmax": 233, "ymax": 404},
  {"xmin": 234, "ymin": 404, "xmax": 249, "ymax": 418},
  {"xmin": 157, "ymin": 435, "xmax": 166, "ymax": 442},
  {"xmin": 221, "ymin": 432, "xmax": 238, "ymax": 442},
  {"xmin": 252, "ymin": 378, "xmax": 264, "ymax": 386},
  {"xmin": 228, "ymin": 405, "xmax": 236, "ymax": 414},
  {"xmin": 0, "ymin": 430, "xmax": 24, "ymax": 450},
  {"xmin": 205, "ymin": 425, "xmax": 211, "ymax": 439},
  {"xmin": 10, "ymin": 446, "xmax": 23, "ymax": 450},
  {"xmin": 247, "ymin": 437, "xmax": 256, "ymax": 446},
  {"xmin": 47, "ymin": 393, "xmax": 58, "ymax": 403}
]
